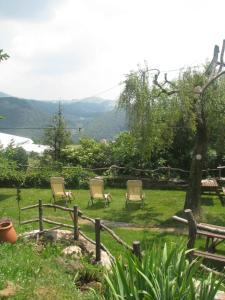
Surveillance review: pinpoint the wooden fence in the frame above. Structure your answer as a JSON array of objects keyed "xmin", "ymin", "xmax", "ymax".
[{"xmin": 20, "ymin": 200, "xmax": 141, "ymax": 262}]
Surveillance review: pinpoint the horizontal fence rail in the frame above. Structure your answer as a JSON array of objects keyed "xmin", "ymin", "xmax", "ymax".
[
  {"xmin": 20, "ymin": 200, "xmax": 141, "ymax": 262},
  {"xmin": 1, "ymin": 163, "xmax": 225, "ymax": 175},
  {"xmin": 173, "ymin": 215, "xmax": 225, "ymax": 235}
]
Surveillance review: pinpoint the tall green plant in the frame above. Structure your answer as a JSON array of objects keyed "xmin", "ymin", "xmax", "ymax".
[
  {"xmin": 43, "ymin": 102, "xmax": 72, "ymax": 161},
  {"xmin": 104, "ymin": 243, "xmax": 223, "ymax": 300}
]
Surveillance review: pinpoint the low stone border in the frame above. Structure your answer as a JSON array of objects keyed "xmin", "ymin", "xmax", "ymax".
[{"xmin": 20, "ymin": 229, "xmax": 111, "ymax": 269}]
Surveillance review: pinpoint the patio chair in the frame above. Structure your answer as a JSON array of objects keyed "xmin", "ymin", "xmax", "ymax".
[
  {"xmin": 50, "ymin": 177, "xmax": 73, "ymax": 206},
  {"xmin": 125, "ymin": 180, "xmax": 144, "ymax": 208},
  {"xmin": 89, "ymin": 178, "xmax": 111, "ymax": 207}
]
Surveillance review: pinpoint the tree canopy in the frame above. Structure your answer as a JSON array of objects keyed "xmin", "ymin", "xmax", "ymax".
[{"xmin": 119, "ymin": 41, "xmax": 225, "ymax": 214}]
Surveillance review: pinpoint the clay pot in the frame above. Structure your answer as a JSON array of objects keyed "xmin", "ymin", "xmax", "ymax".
[{"xmin": 0, "ymin": 220, "xmax": 17, "ymax": 244}]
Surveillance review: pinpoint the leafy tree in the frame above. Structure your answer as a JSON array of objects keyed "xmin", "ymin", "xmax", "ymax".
[
  {"xmin": 43, "ymin": 102, "xmax": 72, "ymax": 161},
  {"xmin": 119, "ymin": 41, "xmax": 225, "ymax": 214},
  {"xmin": 112, "ymin": 131, "xmax": 149, "ymax": 171},
  {"xmin": 0, "ymin": 49, "xmax": 9, "ymax": 62},
  {"xmin": 62, "ymin": 138, "xmax": 112, "ymax": 168},
  {"xmin": 4, "ymin": 142, "xmax": 28, "ymax": 170}
]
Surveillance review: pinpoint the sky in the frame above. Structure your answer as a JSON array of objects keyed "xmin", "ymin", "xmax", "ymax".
[{"xmin": 0, "ymin": 0, "xmax": 225, "ymax": 101}]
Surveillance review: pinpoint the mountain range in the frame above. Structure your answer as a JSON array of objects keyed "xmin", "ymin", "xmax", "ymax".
[{"xmin": 0, "ymin": 93, "xmax": 126, "ymax": 142}]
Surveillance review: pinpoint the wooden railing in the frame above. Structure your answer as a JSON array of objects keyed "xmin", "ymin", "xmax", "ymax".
[{"xmin": 20, "ymin": 200, "xmax": 141, "ymax": 262}]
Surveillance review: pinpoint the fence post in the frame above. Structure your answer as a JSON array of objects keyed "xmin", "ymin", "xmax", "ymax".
[
  {"xmin": 16, "ymin": 187, "xmax": 21, "ymax": 224},
  {"xmin": 167, "ymin": 166, "xmax": 171, "ymax": 180},
  {"xmin": 38, "ymin": 199, "xmax": 43, "ymax": 233},
  {"xmin": 218, "ymin": 165, "xmax": 221, "ymax": 178},
  {"xmin": 184, "ymin": 209, "xmax": 197, "ymax": 261},
  {"xmin": 133, "ymin": 241, "xmax": 141, "ymax": 260},
  {"xmin": 73, "ymin": 205, "xmax": 79, "ymax": 240},
  {"xmin": 95, "ymin": 218, "xmax": 101, "ymax": 262}
]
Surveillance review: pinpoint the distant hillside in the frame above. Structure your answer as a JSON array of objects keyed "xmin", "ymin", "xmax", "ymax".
[
  {"xmin": 84, "ymin": 110, "xmax": 127, "ymax": 140},
  {"xmin": 0, "ymin": 95, "xmax": 126, "ymax": 141},
  {"xmin": 0, "ymin": 91, "xmax": 11, "ymax": 98}
]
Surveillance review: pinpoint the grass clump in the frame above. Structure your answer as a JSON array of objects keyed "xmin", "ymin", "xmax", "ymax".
[{"xmin": 103, "ymin": 243, "xmax": 224, "ymax": 300}]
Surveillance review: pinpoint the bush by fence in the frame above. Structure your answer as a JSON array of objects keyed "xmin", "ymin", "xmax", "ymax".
[
  {"xmin": 0, "ymin": 165, "xmax": 95, "ymax": 188},
  {"xmin": 0, "ymin": 163, "xmax": 224, "ymax": 189}
]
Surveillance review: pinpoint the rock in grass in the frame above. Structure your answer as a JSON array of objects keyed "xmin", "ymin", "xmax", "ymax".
[
  {"xmin": 0, "ymin": 281, "xmax": 18, "ymax": 298},
  {"xmin": 62, "ymin": 245, "xmax": 82, "ymax": 257}
]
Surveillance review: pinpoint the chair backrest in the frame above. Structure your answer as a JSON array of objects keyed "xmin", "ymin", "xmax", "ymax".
[
  {"xmin": 89, "ymin": 178, "xmax": 104, "ymax": 198},
  {"xmin": 127, "ymin": 180, "xmax": 142, "ymax": 197},
  {"xmin": 50, "ymin": 177, "xmax": 65, "ymax": 196}
]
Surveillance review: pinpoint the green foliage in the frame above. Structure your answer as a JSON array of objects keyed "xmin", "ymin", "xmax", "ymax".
[
  {"xmin": 111, "ymin": 131, "xmax": 150, "ymax": 171},
  {"xmin": 4, "ymin": 143, "xmax": 28, "ymax": 170},
  {"xmin": 119, "ymin": 67, "xmax": 180, "ymax": 158},
  {"xmin": 0, "ymin": 160, "xmax": 25, "ymax": 187},
  {"xmin": 61, "ymin": 166, "xmax": 95, "ymax": 189},
  {"xmin": 104, "ymin": 243, "xmax": 223, "ymax": 300},
  {"xmin": 23, "ymin": 166, "xmax": 94, "ymax": 188},
  {"xmin": 119, "ymin": 66, "xmax": 225, "ymax": 165},
  {"xmin": 0, "ymin": 149, "xmax": 94, "ymax": 188},
  {"xmin": 0, "ymin": 49, "xmax": 9, "ymax": 61},
  {"xmin": 62, "ymin": 138, "xmax": 113, "ymax": 168},
  {"xmin": 43, "ymin": 102, "xmax": 72, "ymax": 161}
]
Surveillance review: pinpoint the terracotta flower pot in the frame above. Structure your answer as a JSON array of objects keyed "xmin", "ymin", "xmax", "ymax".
[{"xmin": 0, "ymin": 220, "xmax": 17, "ymax": 244}]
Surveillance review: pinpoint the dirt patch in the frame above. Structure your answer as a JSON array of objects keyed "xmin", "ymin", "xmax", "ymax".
[
  {"xmin": 78, "ymin": 280, "xmax": 102, "ymax": 292},
  {"xmin": 0, "ymin": 281, "xmax": 18, "ymax": 298},
  {"xmin": 35, "ymin": 287, "xmax": 58, "ymax": 300}
]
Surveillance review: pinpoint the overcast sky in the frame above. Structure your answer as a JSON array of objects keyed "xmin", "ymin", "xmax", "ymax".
[{"xmin": 0, "ymin": 0, "xmax": 224, "ymax": 101}]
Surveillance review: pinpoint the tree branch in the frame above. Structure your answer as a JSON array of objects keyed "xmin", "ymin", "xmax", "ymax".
[
  {"xmin": 201, "ymin": 69, "xmax": 225, "ymax": 95},
  {"xmin": 218, "ymin": 39, "xmax": 225, "ymax": 73},
  {"xmin": 164, "ymin": 73, "xmax": 177, "ymax": 88},
  {"xmin": 153, "ymin": 73, "xmax": 178, "ymax": 96},
  {"xmin": 205, "ymin": 45, "xmax": 220, "ymax": 76}
]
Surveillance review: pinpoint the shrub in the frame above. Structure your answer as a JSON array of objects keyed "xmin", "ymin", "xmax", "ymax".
[
  {"xmin": 0, "ymin": 164, "xmax": 95, "ymax": 188},
  {"xmin": 62, "ymin": 166, "xmax": 95, "ymax": 189},
  {"xmin": 104, "ymin": 243, "xmax": 223, "ymax": 300}
]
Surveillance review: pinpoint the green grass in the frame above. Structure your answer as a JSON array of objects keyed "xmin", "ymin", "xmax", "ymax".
[
  {"xmin": 0, "ymin": 239, "xmax": 99, "ymax": 300},
  {"xmin": 1, "ymin": 187, "xmax": 225, "ymax": 298},
  {"xmin": 1, "ymin": 187, "xmax": 225, "ymax": 230}
]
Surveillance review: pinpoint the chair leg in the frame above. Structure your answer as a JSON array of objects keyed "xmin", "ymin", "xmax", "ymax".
[
  {"xmin": 88, "ymin": 197, "xmax": 93, "ymax": 207},
  {"xmin": 53, "ymin": 196, "xmax": 56, "ymax": 211},
  {"xmin": 105, "ymin": 196, "xmax": 110, "ymax": 207},
  {"xmin": 69, "ymin": 192, "xmax": 73, "ymax": 204}
]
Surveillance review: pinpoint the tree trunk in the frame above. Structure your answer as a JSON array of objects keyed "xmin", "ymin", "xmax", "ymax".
[{"xmin": 184, "ymin": 121, "xmax": 208, "ymax": 215}]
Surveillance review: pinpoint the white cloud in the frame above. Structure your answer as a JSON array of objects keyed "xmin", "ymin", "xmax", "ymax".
[{"xmin": 0, "ymin": 0, "xmax": 225, "ymax": 100}]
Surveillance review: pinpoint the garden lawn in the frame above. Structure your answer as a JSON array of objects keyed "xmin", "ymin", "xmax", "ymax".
[
  {"xmin": 1, "ymin": 187, "xmax": 225, "ymax": 298},
  {"xmin": 1, "ymin": 187, "xmax": 225, "ymax": 230}
]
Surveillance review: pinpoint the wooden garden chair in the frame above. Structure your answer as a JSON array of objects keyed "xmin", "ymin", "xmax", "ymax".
[
  {"xmin": 125, "ymin": 180, "xmax": 144, "ymax": 208},
  {"xmin": 89, "ymin": 178, "xmax": 111, "ymax": 207},
  {"xmin": 50, "ymin": 177, "xmax": 72, "ymax": 206}
]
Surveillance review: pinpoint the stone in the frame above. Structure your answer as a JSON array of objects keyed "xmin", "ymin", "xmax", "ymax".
[
  {"xmin": 215, "ymin": 291, "xmax": 225, "ymax": 300},
  {"xmin": 0, "ymin": 281, "xmax": 18, "ymax": 298},
  {"xmin": 62, "ymin": 245, "xmax": 82, "ymax": 257}
]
